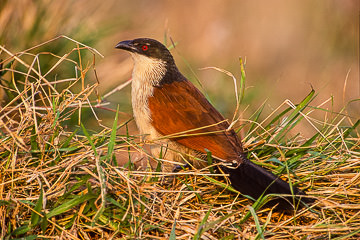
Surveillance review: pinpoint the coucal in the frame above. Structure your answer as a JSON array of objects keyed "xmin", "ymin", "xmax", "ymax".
[{"xmin": 115, "ymin": 38, "xmax": 312, "ymax": 210}]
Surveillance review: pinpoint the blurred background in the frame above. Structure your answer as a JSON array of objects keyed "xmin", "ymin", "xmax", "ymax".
[{"xmin": 0, "ymin": 0, "xmax": 358, "ymax": 137}]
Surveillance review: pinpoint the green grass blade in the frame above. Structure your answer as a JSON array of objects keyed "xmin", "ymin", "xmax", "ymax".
[
  {"xmin": 344, "ymin": 119, "xmax": 360, "ymax": 138},
  {"xmin": 11, "ymin": 225, "xmax": 32, "ymax": 236},
  {"xmin": 30, "ymin": 126, "xmax": 39, "ymax": 158},
  {"xmin": 106, "ymin": 105, "xmax": 119, "ymax": 164},
  {"xmin": 285, "ymin": 132, "xmax": 319, "ymax": 157},
  {"xmin": 238, "ymin": 57, "xmax": 246, "ymax": 104},
  {"xmin": 263, "ymin": 107, "xmax": 292, "ymax": 132},
  {"xmin": 81, "ymin": 123, "xmax": 98, "ymax": 157},
  {"xmin": 269, "ymin": 89, "xmax": 315, "ymax": 143},
  {"xmin": 169, "ymin": 220, "xmax": 177, "ymax": 240},
  {"xmin": 193, "ymin": 206, "xmax": 212, "ymax": 240},
  {"xmin": 205, "ymin": 149, "xmax": 214, "ymax": 174},
  {"xmin": 46, "ymin": 193, "xmax": 96, "ymax": 218},
  {"xmin": 0, "ymin": 59, "xmax": 14, "ymax": 77},
  {"xmin": 249, "ymin": 206, "xmax": 265, "ymax": 240},
  {"xmin": 60, "ymin": 129, "xmax": 78, "ymax": 149},
  {"xmin": 30, "ymin": 188, "xmax": 43, "ymax": 227},
  {"xmin": 247, "ymin": 101, "xmax": 266, "ymax": 136}
]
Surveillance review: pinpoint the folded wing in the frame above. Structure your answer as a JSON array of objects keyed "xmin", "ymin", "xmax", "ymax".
[{"xmin": 148, "ymin": 79, "xmax": 243, "ymax": 162}]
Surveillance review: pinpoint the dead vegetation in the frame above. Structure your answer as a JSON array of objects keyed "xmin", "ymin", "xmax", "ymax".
[{"xmin": 0, "ymin": 37, "xmax": 359, "ymax": 239}]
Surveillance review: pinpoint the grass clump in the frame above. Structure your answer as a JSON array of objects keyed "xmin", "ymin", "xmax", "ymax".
[{"xmin": 0, "ymin": 37, "xmax": 359, "ymax": 239}]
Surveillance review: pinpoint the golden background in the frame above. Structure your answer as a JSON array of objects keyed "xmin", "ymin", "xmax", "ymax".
[{"xmin": 1, "ymin": 0, "xmax": 358, "ymax": 136}]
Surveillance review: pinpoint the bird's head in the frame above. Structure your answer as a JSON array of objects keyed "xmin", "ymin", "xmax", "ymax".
[
  {"xmin": 115, "ymin": 38, "xmax": 175, "ymax": 64},
  {"xmin": 115, "ymin": 38, "xmax": 180, "ymax": 85}
]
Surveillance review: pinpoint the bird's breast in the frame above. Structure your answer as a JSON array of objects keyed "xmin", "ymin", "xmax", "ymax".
[
  {"xmin": 130, "ymin": 57, "xmax": 167, "ymax": 139},
  {"xmin": 131, "ymin": 79, "xmax": 156, "ymax": 138}
]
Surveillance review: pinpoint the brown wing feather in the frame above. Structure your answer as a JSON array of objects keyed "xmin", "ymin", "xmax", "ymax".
[{"xmin": 148, "ymin": 79, "xmax": 243, "ymax": 162}]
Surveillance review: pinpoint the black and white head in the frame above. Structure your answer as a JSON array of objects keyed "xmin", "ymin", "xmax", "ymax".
[
  {"xmin": 115, "ymin": 38, "xmax": 178, "ymax": 84},
  {"xmin": 116, "ymin": 38, "xmax": 174, "ymax": 63}
]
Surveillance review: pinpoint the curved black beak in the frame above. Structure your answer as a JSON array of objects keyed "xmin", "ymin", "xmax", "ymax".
[{"xmin": 115, "ymin": 40, "xmax": 138, "ymax": 53}]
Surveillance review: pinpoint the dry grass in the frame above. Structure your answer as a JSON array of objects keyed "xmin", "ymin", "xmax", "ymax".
[{"xmin": 0, "ymin": 37, "xmax": 359, "ymax": 240}]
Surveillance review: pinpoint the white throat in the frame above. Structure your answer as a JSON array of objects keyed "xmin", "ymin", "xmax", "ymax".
[
  {"xmin": 131, "ymin": 53, "xmax": 167, "ymax": 86},
  {"xmin": 130, "ymin": 53, "xmax": 167, "ymax": 136}
]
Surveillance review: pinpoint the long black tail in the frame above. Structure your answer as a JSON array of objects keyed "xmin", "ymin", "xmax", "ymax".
[{"xmin": 221, "ymin": 159, "xmax": 313, "ymax": 210}]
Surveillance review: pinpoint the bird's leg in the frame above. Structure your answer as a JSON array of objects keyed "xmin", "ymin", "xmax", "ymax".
[{"xmin": 173, "ymin": 163, "xmax": 191, "ymax": 172}]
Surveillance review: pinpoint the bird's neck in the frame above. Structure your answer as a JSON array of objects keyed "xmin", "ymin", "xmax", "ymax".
[{"xmin": 131, "ymin": 53, "xmax": 167, "ymax": 86}]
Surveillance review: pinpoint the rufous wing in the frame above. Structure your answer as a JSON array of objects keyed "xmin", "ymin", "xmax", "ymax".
[{"xmin": 148, "ymin": 79, "xmax": 243, "ymax": 162}]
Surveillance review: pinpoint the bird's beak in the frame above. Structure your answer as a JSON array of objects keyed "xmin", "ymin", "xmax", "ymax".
[{"xmin": 115, "ymin": 40, "xmax": 138, "ymax": 53}]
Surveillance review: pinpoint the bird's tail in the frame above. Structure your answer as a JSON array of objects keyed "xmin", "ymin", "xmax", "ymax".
[{"xmin": 221, "ymin": 159, "xmax": 313, "ymax": 210}]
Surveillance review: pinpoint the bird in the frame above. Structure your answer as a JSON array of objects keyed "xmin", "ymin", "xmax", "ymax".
[{"xmin": 115, "ymin": 38, "xmax": 312, "ymax": 210}]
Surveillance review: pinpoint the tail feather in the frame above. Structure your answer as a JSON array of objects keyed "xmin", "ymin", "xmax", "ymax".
[{"xmin": 221, "ymin": 160, "xmax": 313, "ymax": 210}]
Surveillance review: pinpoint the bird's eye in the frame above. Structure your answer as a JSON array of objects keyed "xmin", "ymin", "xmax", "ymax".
[{"xmin": 142, "ymin": 45, "xmax": 149, "ymax": 51}]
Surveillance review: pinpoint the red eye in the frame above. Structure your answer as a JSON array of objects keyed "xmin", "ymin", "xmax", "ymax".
[{"xmin": 142, "ymin": 45, "xmax": 149, "ymax": 51}]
